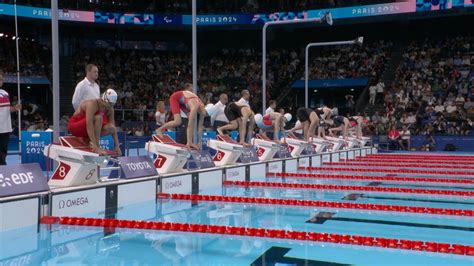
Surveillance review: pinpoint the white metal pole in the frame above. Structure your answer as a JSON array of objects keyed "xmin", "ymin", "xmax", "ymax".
[
  {"xmin": 13, "ymin": 1, "xmax": 21, "ymax": 150},
  {"xmin": 304, "ymin": 38, "xmax": 362, "ymax": 108},
  {"xmin": 192, "ymin": 0, "xmax": 197, "ymax": 94},
  {"xmin": 192, "ymin": 0, "xmax": 198, "ymax": 146},
  {"xmin": 51, "ymin": 0, "xmax": 60, "ymax": 142},
  {"xmin": 262, "ymin": 12, "xmax": 332, "ymax": 114}
]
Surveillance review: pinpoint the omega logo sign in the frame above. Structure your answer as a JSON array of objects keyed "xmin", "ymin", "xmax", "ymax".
[
  {"xmin": 58, "ymin": 197, "xmax": 89, "ymax": 209},
  {"xmin": 228, "ymin": 170, "xmax": 240, "ymax": 177},
  {"xmin": 164, "ymin": 180, "xmax": 182, "ymax": 189}
]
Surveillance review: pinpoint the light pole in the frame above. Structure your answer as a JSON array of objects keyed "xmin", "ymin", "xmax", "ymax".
[
  {"xmin": 13, "ymin": 1, "xmax": 22, "ymax": 147},
  {"xmin": 51, "ymin": 0, "xmax": 60, "ymax": 142},
  {"xmin": 262, "ymin": 12, "xmax": 333, "ymax": 114},
  {"xmin": 305, "ymin": 37, "xmax": 363, "ymax": 108},
  {"xmin": 192, "ymin": 0, "xmax": 197, "ymax": 93}
]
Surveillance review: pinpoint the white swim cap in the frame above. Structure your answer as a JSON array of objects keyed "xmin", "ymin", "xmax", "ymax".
[
  {"xmin": 284, "ymin": 113, "xmax": 292, "ymax": 122},
  {"xmin": 254, "ymin": 113, "xmax": 263, "ymax": 124},
  {"xmin": 102, "ymin": 89, "xmax": 118, "ymax": 105}
]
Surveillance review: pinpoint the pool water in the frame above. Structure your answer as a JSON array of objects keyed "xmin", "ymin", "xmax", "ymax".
[{"xmin": 1, "ymin": 155, "xmax": 473, "ymax": 265}]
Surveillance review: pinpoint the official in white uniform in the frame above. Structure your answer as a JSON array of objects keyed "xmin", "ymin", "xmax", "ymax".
[
  {"xmin": 211, "ymin": 94, "xmax": 229, "ymax": 129},
  {"xmin": 72, "ymin": 64, "xmax": 100, "ymax": 111}
]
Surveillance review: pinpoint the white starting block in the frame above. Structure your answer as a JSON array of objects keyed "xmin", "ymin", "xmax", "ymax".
[
  {"xmin": 347, "ymin": 136, "xmax": 370, "ymax": 147},
  {"xmin": 309, "ymin": 137, "xmax": 331, "ymax": 153},
  {"xmin": 324, "ymin": 136, "xmax": 345, "ymax": 152},
  {"xmin": 145, "ymin": 135, "xmax": 191, "ymax": 174},
  {"xmin": 207, "ymin": 135, "xmax": 244, "ymax": 166},
  {"xmin": 45, "ymin": 136, "xmax": 114, "ymax": 187},
  {"xmin": 251, "ymin": 134, "xmax": 280, "ymax": 161},
  {"xmin": 342, "ymin": 137, "xmax": 359, "ymax": 149},
  {"xmin": 285, "ymin": 134, "xmax": 309, "ymax": 157}
]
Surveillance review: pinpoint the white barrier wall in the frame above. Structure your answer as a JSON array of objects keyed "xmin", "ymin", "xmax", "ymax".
[
  {"xmin": 199, "ymin": 169, "xmax": 224, "ymax": 191},
  {"xmin": 225, "ymin": 166, "xmax": 246, "ymax": 182},
  {"xmin": 285, "ymin": 159, "xmax": 298, "ymax": 172},
  {"xmin": 268, "ymin": 161, "xmax": 283, "ymax": 173},
  {"xmin": 161, "ymin": 174, "xmax": 192, "ymax": 194},
  {"xmin": 51, "ymin": 188, "xmax": 106, "ymax": 218}
]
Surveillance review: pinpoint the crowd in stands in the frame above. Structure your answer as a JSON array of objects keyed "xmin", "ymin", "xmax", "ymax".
[
  {"xmin": 366, "ymin": 35, "xmax": 474, "ymax": 148},
  {"xmin": 72, "ymin": 39, "xmax": 391, "ymax": 129},
  {"xmin": 2, "ymin": 30, "xmax": 472, "ymax": 143},
  {"xmin": 72, "ymin": 47, "xmax": 307, "ymax": 118},
  {"xmin": 308, "ymin": 40, "xmax": 392, "ymax": 80},
  {"xmin": 10, "ymin": 0, "xmax": 395, "ymax": 13},
  {"xmin": 0, "ymin": 37, "xmax": 51, "ymax": 134},
  {"xmin": 0, "ymin": 38, "xmax": 50, "ymax": 77}
]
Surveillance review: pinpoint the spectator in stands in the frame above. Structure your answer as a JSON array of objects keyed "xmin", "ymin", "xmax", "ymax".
[
  {"xmin": 135, "ymin": 125, "xmax": 144, "ymax": 137},
  {"xmin": 399, "ymin": 125, "xmax": 411, "ymax": 150},
  {"xmin": 0, "ymin": 72, "xmax": 21, "ymax": 165},
  {"xmin": 387, "ymin": 124, "xmax": 400, "ymax": 150},
  {"xmin": 369, "ymin": 83, "xmax": 377, "ymax": 105},
  {"xmin": 446, "ymin": 101, "xmax": 457, "ymax": 115},
  {"xmin": 345, "ymin": 95, "xmax": 355, "ymax": 114},
  {"xmin": 72, "ymin": 64, "xmax": 100, "ymax": 111},
  {"xmin": 421, "ymin": 132, "xmax": 436, "ymax": 151},
  {"xmin": 434, "ymin": 101, "xmax": 445, "ymax": 114},
  {"xmin": 376, "ymin": 80, "xmax": 385, "ymax": 104},
  {"xmin": 371, "ymin": 111, "xmax": 381, "ymax": 124},
  {"xmin": 265, "ymin": 100, "xmax": 276, "ymax": 115},
  {"xmin": 464, "ymin": 97, "xmax": 474, "ymax": 114}
]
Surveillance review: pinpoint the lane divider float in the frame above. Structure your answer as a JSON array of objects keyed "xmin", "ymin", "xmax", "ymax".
[
  {"xmin": 40, "ymin": 216, "xmax": 474, "ymax": 256},
  {"xmin": 223, "ymin": 180, "xmax": 474, "ymax": 197},
  {"xmin": 350, "ymin": 158, "xmax": 474, "ymax": 165},
  {"xmin": 266, "ymin": 172, "xmax": 474, "ymax": 185},
  {"xmin": 299, "ymin": 166, "xmax": 474, "ymax": 176},
  {"xmin": 325, "ymin": 162, "xmax": 474, "ymax": 170},
  {"xmin": 157, "ymin": 193, "xmax": 473, "ymax": 217}
]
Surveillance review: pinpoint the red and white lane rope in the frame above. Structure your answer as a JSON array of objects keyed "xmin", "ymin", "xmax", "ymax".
[
  {"xmin": 367, "ymin": 154, "xmax": 474, "ymax": 161},
  {"xmin": 40, "ymin": 216, "xmax": 473, "ymax": 256},
  {"xmin": 266, "ymin": 172, "xmax": 474, "ymax": 185},
  {"xmin": 325, "ymin": 161, "xmax": 474, "ymax": 170},
  {"xmin": 223, "ymin": 180, "xmax": 474, "ymax": 197},
  {"xmin": 157, "ymin": 193, "xmax": 473, "ymax": 217},
  {"xmin": 347, "ymin": 158, "xmax": 474, "ymax": 165},
  {"xmin": 299, "ymin": 166, "xmax": 474, "ymax": 177}
]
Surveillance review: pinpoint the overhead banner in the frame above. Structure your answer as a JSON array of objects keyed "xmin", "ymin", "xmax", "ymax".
[
  {"xmin": 0, "ymin": 163, "xmax": 49, "ymax": 198},
  {"xmin": 0, "ymin": 2, "xmax": 472, "ymax": 26}
]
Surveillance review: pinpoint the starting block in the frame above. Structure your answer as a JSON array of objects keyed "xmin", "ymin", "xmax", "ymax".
[
  {"xmin": 44, "ymin": 136, "xmax": 116, "ymax": 187},
  {"xmin": 348, "ymin": 136, "xmax": 370, "ymax": 147},
  {"xmin": 324, "ymin": 136, "xmax": 345, "ymax": 152},
  {"xmin": 207, "ymin": 135, "xmax": 244, "ymax": 166},
  {"xmin": 251, "ymin": 134, "xmax": 280, "ymax": 161},
  {"xmin": 145, "ymin": 135, "xmax": 191, "ymax": 174},
  {"xmin": 285, "ymin": 134, "xmax": 309, "ymax": 157},
  {"xmin": 345, "ymin": 137, "xmax": 361, "ymax": 149},
  {"xmin": 309, "ymin": 137, "xmax": 331, "ymax": 153}
]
